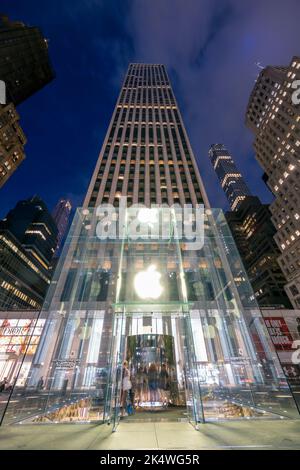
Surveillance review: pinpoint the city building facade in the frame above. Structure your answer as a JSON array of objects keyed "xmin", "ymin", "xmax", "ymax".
[
  {"xmin": 0, "ymin": 309, "xmax": 44, "ymax": 424},
  {"xmin": 261, "ymin": 308, "xmax": 300, "ymax": 410},
  {"xmin": 0, "ymin": 196, "xmax": 58, "ymax": 310},
  {"xmin": 209, "ymin": 144, "xmax": 290, "ymax": 307},
  {"xmin": 246, "ymin": 57, "xmax": 300, "ymax": 308},
  {"xmin": 0, "ymin": 14, "xmax": 54, "ymax": 186},
  {"xmin": 0, "ymin": 103, "xmax": 26, "ymax": 188},
  {"xmin": 85, "ymin": 63, "xmax": 208, "ymax": 208},
  {"xmin": 208, "ymin": 143, "xmax": 251, "ymax": 210},
  {"xmin": 226, "ymin": 197, "xmax": 292, "ymax": 308},
  {"xmin": 52, "ymin": 198, "xmax": 72, "ymax": 256},
  {"xmin": 3, "ymin": 64, "xmax": 298, "ymax": 428},
  {"xmin": 0, "ymin": 14, "xmax": 54, "ymax": 106}
]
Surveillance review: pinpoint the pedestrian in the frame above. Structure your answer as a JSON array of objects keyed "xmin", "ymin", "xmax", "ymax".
[
  {"xmin": 148, "ymin": 363, "xmax": 158, "ymax": 404},
  {"xmin": 37, "ymin": 376, "xmax": 44, "ymax": 390},
  {"xmin": 121, "ymin": 361, "xmax": 132, "ymax": 416},
  {"xmin": 0, "ymin": 377, "xmax": 8, "ymax": 393}
]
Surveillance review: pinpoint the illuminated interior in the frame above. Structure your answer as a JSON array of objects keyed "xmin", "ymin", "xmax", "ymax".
[{"xmin": 2, "ymin": 207, "xmax": 299, "ymax": 427}]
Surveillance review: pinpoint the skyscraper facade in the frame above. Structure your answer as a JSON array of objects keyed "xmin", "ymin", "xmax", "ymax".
[
  {"xmin": 0, "ymin": 196, "xmax": 58, "ymax": 310},
  {"xmin": 0, "ymin": 103, "xmax": 26, "ymax": 188},
  {"xmin": 4, "ymin": 64, "xmax": 297, "ymax": 428},
  {"xmin": 209, "ymin": 144, "xmax": 291, "ymax": 307},
  {"xmin": 0, "ymin": 14, "xmax": 54, "ymax": 187},
  {"xmin": 52, "ymin": 198, "xmax": 72, "ymax": 256},
  {"xmin": 0, "ymin": 14, "xmax": 54, "ymax": 106},
  {"xmin": 246, "ymin": 57, "xmax": 300, "ymax": 308},
  {"xmin": 85, "ymin": 63, "xmax": 208, "ymax": 208},
  {"xmin": 226, "ymin": 196, "xmax": 292, "ymax": 308},
  {"xmin": 208, "ymin": 143, "xmax": 251, "ymax": 210}
]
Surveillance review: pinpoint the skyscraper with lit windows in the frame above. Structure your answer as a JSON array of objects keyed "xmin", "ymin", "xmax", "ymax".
[
  {"xmin": 85, "ymin": 63, "xmax": 208, "ymax": 208},
  {"xmin": 246, "ymin": 56, "xmax": 300, "ymax": 308},
  {"xmin": 0, "ymin": 196, "xmax": 58, "ymax": 309},
  {"xmin": 52, "ymin": 198, "xmax": 72, "ymax": 255},
  {"xmin": 209, "ymin": 143, "xmax": 251, "ymax": 210},
  {"xmin": 210, "ymin": 144, "xmax": 291, "ymax": 308},
  {"xmin": 0, "ymin": 14, "xmax": 54, "ymax": 187},
  {"xmin": 0, "ymin": 14, "xmax": 54, "ymax": 106}
]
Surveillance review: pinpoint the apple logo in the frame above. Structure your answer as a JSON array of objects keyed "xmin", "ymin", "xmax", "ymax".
[
  {"xmin": 137, "ymin": 208, "xmax": 158, "ymax": 225},
  {"xmin": 134, "ymin": 265, "xmax": 163, "ymax": 299}
]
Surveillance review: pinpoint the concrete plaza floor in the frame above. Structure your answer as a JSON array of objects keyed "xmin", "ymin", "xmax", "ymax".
[{"xmin": 0, "ymin": 419, "xmax": 300, "ymax": 450}]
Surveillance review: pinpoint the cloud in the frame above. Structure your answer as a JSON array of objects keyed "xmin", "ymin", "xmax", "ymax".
[
  {"xmin": 126, "ymin": 0, "xmax": 300, "ymax": 208},
  {"xmin": 1, "ymin": 0, "xmax": 299, "ymax": 216}
]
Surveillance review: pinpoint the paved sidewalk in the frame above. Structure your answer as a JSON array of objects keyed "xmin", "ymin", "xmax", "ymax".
[{"xmin": 0, "ymin": 419, "xmax": 300, "ymax": 450}]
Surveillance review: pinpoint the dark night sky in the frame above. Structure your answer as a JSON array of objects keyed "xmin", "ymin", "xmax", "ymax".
[{"xmin": 1, "ymin": 0, "xmax": 300, "ymax": 218}]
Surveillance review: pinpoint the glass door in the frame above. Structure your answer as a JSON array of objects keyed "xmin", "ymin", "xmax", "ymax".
[{"xmin": 104, "ymin": 309, "xmax": 205, "ymax": 429}]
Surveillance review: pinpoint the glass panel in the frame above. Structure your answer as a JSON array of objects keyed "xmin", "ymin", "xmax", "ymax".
[
  {"xmin": 182, "ymin": 313, "xmax": 204, "ymax": 425},
  {"xmin": 104, "ymin": 310, "xmax": 126, "ymax": 430},
  {"xmin": 105, "ymin": 311, "xmax": 203, "ymax": 427},
  {"xmin": 2, "ymin": 207, "xmax": 299, "ymax": 427},
  {"xmin": 0, "ymin": 311, "xmax": 44, "ymax": 425}
]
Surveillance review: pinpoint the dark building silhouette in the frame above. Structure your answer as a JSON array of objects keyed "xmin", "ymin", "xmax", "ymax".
[
  {"xmin": 0, "ymin": 14, "xmax": 54, "ymax": 106},
  {"xmin": 0, "ymin": 196, "xmax": 58, "ymax": 310},
  {"xmin": 0, "ymin": 14, "xmax": 55, "ymax": 187},
  {"xmin": 226, "ymin": 196, "xmax": 292, "ymax": 308}
]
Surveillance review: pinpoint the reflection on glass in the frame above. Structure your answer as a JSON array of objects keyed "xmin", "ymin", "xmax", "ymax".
[{"xmin": 2, "ymin": 208, "xmax": 299, "ymax": 427}]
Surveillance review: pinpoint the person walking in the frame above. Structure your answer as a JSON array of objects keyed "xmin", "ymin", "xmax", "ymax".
[
  {"xmin": 159, "ymin": 363, "xmax": 170, "ymax": 405},
  {"xmin": 121, "ymin": 361, "xmax": 132, "ymax": 416},
  {"xmin": 0, "ymin": 377, "xmax": 8, "ymax": 393},
  {"xmin": 37, "ymin": 376, "xmax": 44, "ymax": 391},
  {"xmin": 148, "ymin": 363, "xmax": 158, "ymax": 405}
]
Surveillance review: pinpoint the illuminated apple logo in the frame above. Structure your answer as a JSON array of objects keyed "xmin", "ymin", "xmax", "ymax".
[
  {"xmin": 134, "ymin": 265, "xmax": 163, "ymax": 299},
  {"xmin": 137, "ymin": 208, "xmax": 158, "ymax": 225}
]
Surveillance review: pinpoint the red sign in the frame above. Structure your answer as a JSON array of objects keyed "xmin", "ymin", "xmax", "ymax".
[{"xmin": 264, "ymin": 317, "xmax": 293, "ymax": 350}]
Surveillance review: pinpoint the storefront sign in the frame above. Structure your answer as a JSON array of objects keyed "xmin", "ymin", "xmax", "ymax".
[
  {"xmin": 0, "ymin": 319, "xmax": 45, "ymax": 356},
  {"xmin": 53, "ymin": 359, "xmax": 80, "ymax": 370},
  {"xmin": 0, "ymin": 317, "xmax": 45, "ymax": 387},
  {"xmin": 0, "ymin": 326, "xmax": 32, "ymax": 336},
  {"xmin": 264, "ymin": 317, "xmax": 294, "ymax": 350}
]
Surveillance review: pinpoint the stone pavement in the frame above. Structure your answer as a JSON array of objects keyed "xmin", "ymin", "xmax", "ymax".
[{"xmin": 0, "ymin": 419, "xmax": 300, "ymax": 450}]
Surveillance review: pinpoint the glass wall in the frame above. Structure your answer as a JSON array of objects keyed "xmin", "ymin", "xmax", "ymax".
[
  {"xmin": 105, "ymin": 311, "xmax": 204, "ymax": 428},
  {"xmin": 0, "ymin": 310, "xmax": 43, "ymax": 424},
  {"xmin": 2, "ymin": 207, "xmax": 299, "ymax": 426}
]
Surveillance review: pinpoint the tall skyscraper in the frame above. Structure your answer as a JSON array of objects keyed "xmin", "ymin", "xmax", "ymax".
[
  {"xmin": 0, "ymin": 14, "xmax": 54, "ymax": 187},
  {"xmin": 246, "ymin": 57, "xmax": 300, "ymax": 308},
  {"xmin": 226, "ymin": 196, "xmax": 292, "ymax": 308},
  {"xmin": 0, "ymin": 103, "xmax": 26, "ymax": 188},
  {"xmin": 4, "ymin": 64, "xmax": 297, "ymax": 427},
  {"xmin": 0, "ymin": 196, "xmax": 58, "ymax": 309},
  {"xmin": 52, "ymin": 198, "xmax": 72, "ymax": 255},
  {"xmin": 208, "ymin": 143, "xmax": 251, "ymax": 210},
  {"xmin": 85, "ymin": 63, "xmax": 208, "ymax": 208},
  {"xmin": 0, "ymin": 14, "xmax": 54, "ymax": 106},
  {"xmin": 209, "ymin": 144, "xmax": 291, "ymax": 307}
]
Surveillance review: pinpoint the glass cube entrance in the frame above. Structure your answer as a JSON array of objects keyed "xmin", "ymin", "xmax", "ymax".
[{"xmin": 3, "ymin": 207, "xmax": 299, "ymax": 425}]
